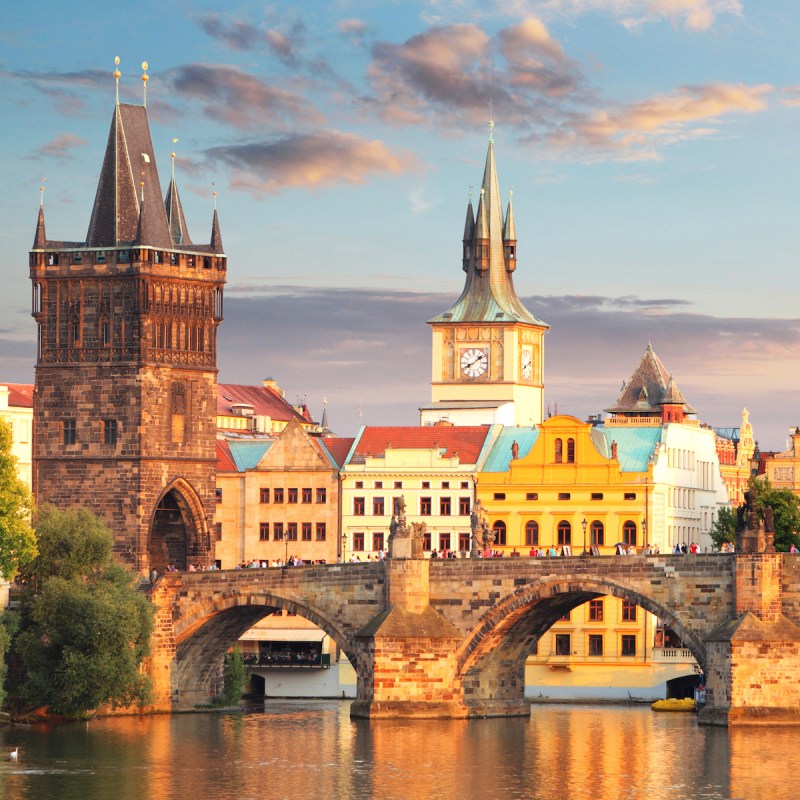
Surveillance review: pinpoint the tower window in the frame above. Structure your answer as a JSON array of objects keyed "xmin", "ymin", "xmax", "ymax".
[
  {"xmin": 63, "ymin": 419, "xmax": 76, "ymax": 446},
  {"xmin": 103, "ymin": 419, "xmax": 118, "ymax": 446},
  {"xmin": 100, "ymin": 317, "xmax": 111, "ymax": 348},
  {"xmin": 555, "ymin": 438, "xmax": 563, "ymax": 463}
]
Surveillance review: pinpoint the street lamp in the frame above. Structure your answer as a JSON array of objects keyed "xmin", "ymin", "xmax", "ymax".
[
  {"xmin": 341, "ymin": 532, "xmax": 347, "ymax": 563},
  {"xmin": 642, "ymin": 518, "xmax": 648, "ymax": 550},
  {"xmin": 581, "ymin": 517, "xmax": 588, "ymax": 556}
]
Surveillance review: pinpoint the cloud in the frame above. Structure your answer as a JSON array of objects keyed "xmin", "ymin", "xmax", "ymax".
[
  {"xmin": 162, "ymin": 63, "xmax": 324, "ymax": 130},
  {"xmin": 549, "ymin": 82, "xmax": 771, "ymax": 158},
  {"xmin": 203, "ymin": 131, "xmax": 419, "ymax": 195},
  {"xmin": 338, "ymin": 18, "xmax": 370, "ymax": 45},
  {"xmin": 365, "ymin": 18, "xmax": 584, "ymax": 129},
  {"xmin": 537, "ymin": 1, "xmax": 743, "ymax": 32},
  {"xmin": 199, "ymin": 14, "xmax": 263, "ymax": 50},
  {"xmin": 31, "ymin": 133, "xmax": 88, "ymax": 161}
]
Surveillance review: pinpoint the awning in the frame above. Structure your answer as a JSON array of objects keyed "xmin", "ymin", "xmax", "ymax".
[{"xmin": 238, "ymin": 628, "xmax": 327, "ymax": 643}]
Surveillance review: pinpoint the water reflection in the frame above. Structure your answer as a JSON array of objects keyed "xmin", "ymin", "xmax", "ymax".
[{"xmin": 1, "ymin": 702, "xmax": 795, "ymax": 800}]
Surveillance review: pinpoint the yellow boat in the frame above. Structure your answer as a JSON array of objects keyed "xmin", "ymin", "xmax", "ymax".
[{"xmin": 651, "ymin": 697, "xmax": 696, "ymax": 712}]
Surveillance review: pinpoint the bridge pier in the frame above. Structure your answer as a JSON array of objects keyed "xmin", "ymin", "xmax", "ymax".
[
  {"xmin": 350, "ymin": 559, "xmax": 470, "ymax": 719},
  {"xmin": 699, "ymin": 554, "xmax": 800, "ymax": 726}
]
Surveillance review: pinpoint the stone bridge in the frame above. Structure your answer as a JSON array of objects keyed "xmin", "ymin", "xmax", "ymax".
[{"xmin": 147, "ymin": 553, "xmax": 800, "ymax": 726}]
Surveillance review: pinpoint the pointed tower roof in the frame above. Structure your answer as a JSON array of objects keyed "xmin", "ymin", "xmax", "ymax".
[
  {"xmin": 33, "ymin": 204, "xmax": 47, "ymax": 249},
  {"xmin": 86, "ymin": 103, "xmax": 171, "ymax": 249},
  {"xmin": 503, "ymin": 192, "xmax": 516, "ymax": 242},
  {"xmin": 606, "ymin": 344, "xmax": 696, "ymax": 415},
  {"xmin": 429, "ymin": 134, "xmax": 547, "ymax": 327},
  {"xmin": 164, "ymin": 176, "xmax": 192, "ymax": 246},
  {"xmin": 210, "ymin": 208, "xmax": 224, "ymax": 253}
]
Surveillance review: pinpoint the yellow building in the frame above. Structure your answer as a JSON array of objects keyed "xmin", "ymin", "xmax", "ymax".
[
  {"xmin": 215, "ymin": 418, "xmax": 347, "ymax": 569},
  {"xmin": 0, "ymin": 384, "xmax": 33, "ymax": 489},
  {"xmin": 763, "ymin": 426, "xmax": 800, "ymax": 495}
]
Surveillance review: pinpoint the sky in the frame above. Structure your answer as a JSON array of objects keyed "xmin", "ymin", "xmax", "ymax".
[{"xmin": 1, "ymin": 1, "xmax": 799, "ymax": 450}]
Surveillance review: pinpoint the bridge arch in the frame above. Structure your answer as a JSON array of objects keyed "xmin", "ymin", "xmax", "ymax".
[
  {"xmin": 170, "ymin": 588, "xmax": 356, "ymax": 707},
  {"xmin": 456, "ymin": 575, "xmax": 707, "ymax": 708}
]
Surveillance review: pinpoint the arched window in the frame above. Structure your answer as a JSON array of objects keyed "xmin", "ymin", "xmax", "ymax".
[
  {"xmin": 567, "ymin": 438, "xmax": 575, "ymax": 463},
  {"xmin": 591, "ymin": 520, "xmax": 604, "ymax": 546},
  {"xmin": 99, "ymin": 315, "xmax": 111, "ymax": 348},
  {"xmin": 525, "ymin": 520, "xmax": 539, "ymax": 546},
  {"xmin": 623, "ymin": 520, "xmax": 637, "ymax": 546},
  {"xmin": 554, "ymin": 438, "xmax": 563, "ymax": 463},
  {"xmin": 493, "ymin": 520, "xmax": 507, "ymax": 546},
  {"xmin": 557, "ymin": 520, "xmax": 571, "ymax": 545}
]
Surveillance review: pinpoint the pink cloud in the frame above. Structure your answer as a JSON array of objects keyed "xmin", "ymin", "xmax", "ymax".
[
  {"xmin": 550, "ymin": 82, "xmax": 771, "ymax": 157},
  {"xmin": 36, "ymin": 133, "xmax": 88, "ymax": 160},
  {"xmin": 204, "ymin": 130, "xmax": 419, "ymax": 195}
]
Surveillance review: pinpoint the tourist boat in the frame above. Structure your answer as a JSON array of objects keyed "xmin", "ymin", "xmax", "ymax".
[{"xmin": 651, "ymin": 697, "xmax": 696, "ymax": 712}]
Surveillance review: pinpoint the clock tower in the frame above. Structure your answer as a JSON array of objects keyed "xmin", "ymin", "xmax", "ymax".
[{"xmin": 421, "ymin": 126, "xmax": 548, "ymax": 427}]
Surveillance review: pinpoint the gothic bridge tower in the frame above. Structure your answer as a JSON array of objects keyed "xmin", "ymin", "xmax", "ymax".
[
  {"xmin": 30, "ymin": 63, "xmax": 226, "ymax": 574},
  {"xmin": 423, "ymin": 123, "xmax": 549, "ymax": 427}
]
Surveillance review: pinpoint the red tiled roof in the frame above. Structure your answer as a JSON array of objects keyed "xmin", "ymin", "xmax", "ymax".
[
  {"xmin": 216, "ymin": 440, "xmax": 238, "ymax": 472},
  {"xmin": 320, "ymin": 437, "xmax": 356, "ymax": 468},
  {"xmin": 351, "ymin": 426, "xmax": 491, "ymax": 465},
  {"xmin": 217, "ymin": 383, "xmax": 309, "ymax": 425},
  {"xmin": 3, "ymin": 383, "xmax": 33, "ymax": 408}
]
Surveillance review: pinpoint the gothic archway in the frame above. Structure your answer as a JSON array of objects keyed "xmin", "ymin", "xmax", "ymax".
[{"xmin": 149, "ymin": 480, "xmax": 208, "ymax": 573}]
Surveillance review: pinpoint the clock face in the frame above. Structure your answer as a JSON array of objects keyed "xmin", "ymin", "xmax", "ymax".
[
  {"xmin": 521, "ymin": 348, "xmax": 533, "ymax": 380},
  {"xmin": 461, "ymin": 348, "xmax": 489, "ymax": 378}
]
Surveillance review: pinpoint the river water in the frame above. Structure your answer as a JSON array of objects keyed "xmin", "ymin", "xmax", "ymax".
[{"xmin": 0, "ymin": 701, "xmax": 794, "ymax": 800}]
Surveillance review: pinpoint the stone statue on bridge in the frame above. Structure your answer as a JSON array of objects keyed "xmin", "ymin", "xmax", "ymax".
[
  {"xmin": 735, "ymin": 490, "xmax": 776, "ymax": 554},
  {"xmin": 470, "ymin": 499, "xmax": 494, "ymax": 557},
  {"xmin": 388, "ymin": 495, "xmax": 424, "ymax": 559}
]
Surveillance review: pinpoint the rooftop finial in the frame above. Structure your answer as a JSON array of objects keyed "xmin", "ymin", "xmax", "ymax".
[
  {"xmin": 171, "ymin": 137, "xmax": 178, "ymax": 181},
  {"xmin": 212, "ymin": 180, "xmax": 217, "ymax": 210},
  {"xmin": 140, "ymin": 171, "xmax": 145, "ymax": 203},
  {"xmin": 39, "ymin": 177, "xmax": 46, "ymax": 207},
  {"xmin": 141, "ymin": 61, "xmax": 149, "ymax": 107},
  {"xmin": 114, "ymin": 56, "xmax": 121, "ymax": 105},
  {"xmin": 468, "ymin": 185, "xmax": 473, "ymax": 201},
  {"xmin": 488, "ymin": 97, "xmax": 494, "ymax": 143}
]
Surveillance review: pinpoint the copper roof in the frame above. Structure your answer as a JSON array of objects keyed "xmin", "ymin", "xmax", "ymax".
[
  {"xmin": 348, "ymin": 425, "xmax": 492, "ymax": 465},
  {"xmin": 429, "ymin": 137, "xmax": 547, "ymax": 329},
  {"xmin": 215, "ymin": 439, "xmax": 238, "ymax": 472},
  {"xmin": 606, "ymin": 344, "xmax": 697, "ymax": 415}
]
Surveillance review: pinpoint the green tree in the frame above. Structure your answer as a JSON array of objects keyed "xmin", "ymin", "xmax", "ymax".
[
  {"xmin": 710, "ymin": 478, "xmax": 800, "ymax": 553},
  {"xmin": 749, "ymin": 477, "xmax": 800, "ymax": 552},
  {"xmin": 12, "ymin": 506, "xmax": 154, "ymax": 717},
  {"xmin": 0, "ymin": 419, "xmax": 37, "ymax": 580},
  {"xmin": 219, "ymin": 645, "xmax": 246, "ymax": 706},
  {"xmin": 709, "ymin": 506, "xmax": 737, "ymax": 550}
]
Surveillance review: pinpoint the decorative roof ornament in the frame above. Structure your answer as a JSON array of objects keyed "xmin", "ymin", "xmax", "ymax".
[
  {"xmin": 141, "ymin": 61, "xmax": 149, "ymax": 107},
  {"xmin": 40, "ymin": 177, "xmax": 46, "ymax": 208},
  {"xmin": 113, "ymin": 56, "xmax": 121, "ymax": 106},
  {"xmin": 171, "ymin": 138, "xmax": 179, "ymax": 182}
]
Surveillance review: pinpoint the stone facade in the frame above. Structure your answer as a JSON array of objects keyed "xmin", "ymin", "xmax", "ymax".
[
  {"xmin": 30, "ymin": 99, "xmax": 225, "ymax": 574},
  {"xmin": 149, "ymin": 553, "xmax": 800, "ymax": 724}
]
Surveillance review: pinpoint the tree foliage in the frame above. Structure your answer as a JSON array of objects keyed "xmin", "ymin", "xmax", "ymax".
[
  {"xmin": 12, "ymin": 506, "xmax": 154, "ymax": 717},
  {"xmin": 709, "ymin": 506, "xmax": 736, "ymax": 550},
  {"xmin": 710, "ymin": 478, "xmax": 800, "ymax": 552},
  {"xmin": 218, "ymin": 645, "xmax": 246, "ymax": 707},
  {"xmin": 0, "ymin": 420, "xmax": 37, "ymax": 580}
]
